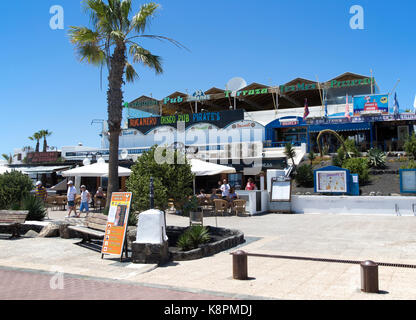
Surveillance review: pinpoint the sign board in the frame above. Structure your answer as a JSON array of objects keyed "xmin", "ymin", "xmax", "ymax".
[
  {"xmin": 128, "ymin": 109, "xmax": 245, "ymax": 134},
  {"xmin": 27, "ymin": 152, "xmax": 60, "ymax": 164},
  {"xmin": 353, "ymin": 94, "xmax": 389, "ymax": 116},
  {"xmin": 400, "ymin": 169, "xmax": 416, "ymax": 193},
  {"xmin": 314, "ymin": 166, "xmax": 350, "ymax": 194},
  {"xmin": 270, "ymin": 178, "xmax": 292, "ymax": 202},
  {"xmin": 101, "ymin": 192, "xmax": 132, "ymax": 257}
]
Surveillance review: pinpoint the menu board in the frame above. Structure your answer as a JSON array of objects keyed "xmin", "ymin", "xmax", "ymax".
[
  {"xmin": 400, "ymin": 170, "xmax": 416, "ymax": 193},
  {"xmin": 101, "ymin": 192, "xmax": 132, "ymax": 257},
  {"xmin": 316, "ymin": 171, "xmax": 347, "ymax": 193},
  {"xmin": 270, "ymin": 179, "xmax": 292, "ymax": 202}
]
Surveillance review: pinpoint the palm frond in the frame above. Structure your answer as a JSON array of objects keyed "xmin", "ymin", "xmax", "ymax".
[
  {"xmin": 78, "ymin": 43, "xmax": 107, "ymax": 65},
  {"xmin": 69, "ymin": 26, "xmax": 101, "ymax": 45},
  {"xmin": 128, "ymin": 34, "xmax": 189, "ymax": 51},
  {"xmin": 128, "ymin": 43, "xmax": 163, "ymax": 74},
  {"xmin": 130, "ymin": 2, "xmax": 159, "ymax": 34},
  {"xmin": 125, "ymin": 61, "xmax": 138, "ymax": 83}
]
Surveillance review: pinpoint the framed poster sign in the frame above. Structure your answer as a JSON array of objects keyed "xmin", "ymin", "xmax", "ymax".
[
  {"xmin": 270, "ymin": 178, "xmax": 292, "ymax": 202},
  {"xmin": 315, "ymin": 171, "xmax": 348, "ymax": 193},
  {"xmin": 101, "ymin": 192, "xmax": 132, "ymax": 260},
  {"xmin": 400, "ymin": 169, "xmax": 416, "ymax": 193}
]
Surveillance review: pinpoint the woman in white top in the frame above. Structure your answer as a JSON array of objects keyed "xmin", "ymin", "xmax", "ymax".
[{"xmin": 79, "ymin": 185, "xmax": 91, "ymax": 217}]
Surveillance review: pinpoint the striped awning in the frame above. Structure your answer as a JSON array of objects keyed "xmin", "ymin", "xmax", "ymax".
[{"xmin": 309, "ymin": 122, "xmax": 371, "ymax": 133}]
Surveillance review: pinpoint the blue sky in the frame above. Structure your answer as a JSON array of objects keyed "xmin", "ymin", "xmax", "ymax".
[{"xmin": 0, "ymin": 0, "xmax": 415, "ymax": 155}]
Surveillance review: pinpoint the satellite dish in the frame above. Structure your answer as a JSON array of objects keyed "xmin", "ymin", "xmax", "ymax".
[
  {"xmin": 226, "ymin": 77, "xmax": 247, "ymax": 97},
  {"xmin": 121, "ymin": 149, "xmax": 128, "ymax": 160}
]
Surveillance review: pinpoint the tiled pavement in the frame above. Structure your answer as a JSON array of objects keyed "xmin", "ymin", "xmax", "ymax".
[{"xmin": 0, "ymin": 267, "xmax": 232, "ymax": 300}]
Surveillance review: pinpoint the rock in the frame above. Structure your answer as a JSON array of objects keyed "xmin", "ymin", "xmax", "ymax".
[
  {"xmin": 369, "ymin": 192, "xmax": 376, "ymax": 196},
  {"xmin": 376, "ymin": 192, "xmax": 383, "ymax": 196},
  {"xmin": 305, "ymin": 192, "xmax": 311, "ymax": 195},
  {"xmin": 38, "ymin": 223, "xmax": 60, "ymax": 238},
  {"xmin": 24, "ymin": 230, "xmax": 39, "ymax": 238}
]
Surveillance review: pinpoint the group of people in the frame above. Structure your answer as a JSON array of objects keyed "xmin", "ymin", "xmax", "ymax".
[
  {"xmin": 197, "ymin": 178, "xmax": 257, "ymax": 206},
  {"xmin": 33, "ymin": 180, "xmax": 105, "ymax": 218}
]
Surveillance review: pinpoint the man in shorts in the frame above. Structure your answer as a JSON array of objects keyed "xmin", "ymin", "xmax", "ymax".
[{"xmin": 66, "ymin": 180, "xmax": 78, "ymax": 218}]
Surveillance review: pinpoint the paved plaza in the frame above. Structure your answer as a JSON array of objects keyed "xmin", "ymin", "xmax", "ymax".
[{"xmin": 1, "ymin": 211, "xmax": 416, "ymax": 299}]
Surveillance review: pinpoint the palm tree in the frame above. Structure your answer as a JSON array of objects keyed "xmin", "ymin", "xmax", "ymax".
[
  {"xmin": 29, "ymin": 132, "xmax": 42, "ymax": 153},
  {"xmin": 69, "ymin": 0, "xmax": 185, "ymax": 204},
  {"xmin": 39, "ymin": 130, "xmax": 53, "ymax": 152},
  {"xmin": 284, "ymin": 143, "xmax": 297, "ymax": 172},
  {"xmin": 1, "ymin": 154, "xmax": 12, "ymax": 165}
]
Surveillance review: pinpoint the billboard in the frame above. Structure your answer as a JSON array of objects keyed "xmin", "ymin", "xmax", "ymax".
[
  {"xmin": 353, "ymin": 94, "xmax": 389, "ymax": 116},
  {"xmin": 101, "ymin": 192, "xmax": 132, "ymax": 258}
]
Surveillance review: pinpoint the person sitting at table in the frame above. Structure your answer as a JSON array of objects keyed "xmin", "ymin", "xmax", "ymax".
[
  {"xmin": 95, "ymin": 187, "xmax": 104, "ymax": 199},
  {"xmin": 227, "ymin": 187, "xmax": 239, "ymax": 208},
  {"xmin": 210, "ymin": 188, "xmax": 219, "ymax": 200},
  {"xmin": 197, "ymin": 189, "xmax": 207, "ymax": 199}
]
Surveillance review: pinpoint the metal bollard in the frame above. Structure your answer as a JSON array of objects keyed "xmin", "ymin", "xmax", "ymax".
[
  {"xmin": 233, "ymin": 250, "xmax": 248, "ymax": 280},
  {"xmin": 360, "ymin": 260, "xmax": 379, "ymax": 293}
]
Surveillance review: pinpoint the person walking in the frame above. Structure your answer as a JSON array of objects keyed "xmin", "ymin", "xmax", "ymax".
[
  {"xmin": 78, "ymin": 185, "xmax": 91, "ymax": 218},
  {"xmin": 35, "ymin": 181, "xmax": 47, "ymax": 203},
  {"xmin": 66, "ymin": 181, "xmax": 78, "ymax": 218}
]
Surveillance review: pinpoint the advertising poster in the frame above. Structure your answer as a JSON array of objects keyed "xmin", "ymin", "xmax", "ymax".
[
  {"xmin": 316, "ymin": 171, "xmax": 347, "ymax": 193},
  {"xmin": 353, "ymin": 94, "xmax": 389, "ymax": 115},
  {"xmin": 101, "ymin": 192, "xmax": 132, "ymax": 256}
]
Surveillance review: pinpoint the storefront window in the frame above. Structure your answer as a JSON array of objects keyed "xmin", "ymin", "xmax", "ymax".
[{"xmin": 228, "ymin": 173, "xmax": 243, "ymax": 190}]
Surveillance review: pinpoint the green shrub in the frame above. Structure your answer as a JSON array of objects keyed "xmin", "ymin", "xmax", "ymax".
[
  {"xmin": 182, "ymin": 196, "xmax": 199, "ymax": 216},
  {"xmin": 368, "ymin": 148, "xmax": 386, "ymax": 169},
  {"xmin": 343, "ymin": 139, "xmax": 361, "ymax": 157},
  {"xmin": 342, "ymin": 158, "xmax": 370, "ymax": 184},
  {"xmin": 0, "ymin": 171, "xmax": 33, "ymax": 210},
  {"xmin": 295, "ymin": 164, "xmax": 314, "ymax": 187},
  {"xmin": 404, "ymin": 133, "xmax": 416, "ymax": 159},
  {"xmin": 22, "ymin": 195, "xmax": 47, "ymax": 221},
  {"xmin": 126, "ymin": 146, "xmax": 194, "ymax": 213},
  {"xmin": 177, "ymin": 226, "xmax": 210, "ymax": 251},
  {"xmin": 400, "ymin": 160, "xmax": 416, "ymax": 169}
]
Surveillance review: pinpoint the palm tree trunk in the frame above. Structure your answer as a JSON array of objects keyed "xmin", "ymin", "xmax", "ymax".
[
  {"xmin": 106, "ymin": 42, "xmax": 126, "ymax": 207},
  {"xmin": 36, "ymin": 140, "xmax": 40, "ymax": 153},
  {"xmin": 43, "ymin": 137, "xmax": 47, "ymax": 152}
]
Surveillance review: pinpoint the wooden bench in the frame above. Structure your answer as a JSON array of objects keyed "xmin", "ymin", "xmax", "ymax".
[
  {"xmin": 67, "ymin": 213, "xmax": 108, "ymax": 243},
  {"xmin": 0, "ymin": 210, "xmax": 29, "ymax": 239}
]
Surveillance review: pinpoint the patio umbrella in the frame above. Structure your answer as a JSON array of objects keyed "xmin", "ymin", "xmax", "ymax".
[
  {"xmin": 61, "ymin": 162, "xmax": 131, "ymax": 177},
  {"xmin": 189, "ymin": 158, "xmax": 236, "ymax": 194}
]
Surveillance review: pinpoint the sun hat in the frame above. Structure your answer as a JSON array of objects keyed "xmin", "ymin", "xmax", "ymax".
[
  {"xmin": 81, "ymin": 185, "xmax": 86, "ymax": 189},
  {"xmin": 67, "ymin": 180, "xmax": 74, "ymax": 185},
  {"xmin": 36, "ymin": 181, "xmax": 42, "ymax": 186}
]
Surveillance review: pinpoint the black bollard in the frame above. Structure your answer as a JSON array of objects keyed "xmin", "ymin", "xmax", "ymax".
[
  {"xmin": 360, "ymin": 260, "xmax": 379, "ymax": 293},
  {"xmin": 232, "ymin": 250, "xmax": 248, "ymax": 280}
]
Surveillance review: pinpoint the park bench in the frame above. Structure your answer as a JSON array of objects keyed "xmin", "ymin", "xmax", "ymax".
[
  {"xmin": 0, "ymin": 210, "xmax": 29, "ymax": 239},
  {"xmin": 67, "ymin": 213, "xmax": 108, "ymax": 243}
]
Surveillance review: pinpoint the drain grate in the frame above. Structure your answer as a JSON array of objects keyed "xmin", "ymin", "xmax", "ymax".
[{"xmin": 238, "ymin": 253, "xmax": 416, "ymax": 269}]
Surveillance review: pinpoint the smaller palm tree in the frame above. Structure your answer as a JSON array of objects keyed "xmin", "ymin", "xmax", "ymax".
[
  {"xmin": 284, "ymin": 143, "xmax": 297, "ymax": 172},
  {"xmin": 29, "ymin": 132, "xmax": 42, "ymax": 152},
  {"xmin": 39, "ymin": 130, "xmax": 53, "ymax": 152},
  {"xmin": 2, "ymin": 154, "xmax": 12, "ymax": 165}
]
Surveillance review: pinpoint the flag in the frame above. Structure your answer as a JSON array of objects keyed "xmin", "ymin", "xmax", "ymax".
[
  {"xmin": 303, "ymin": 98, "xmax": 309, "ymax": 120},
  {"xmin": 393, "ymin": 92, "xmax": 400, "ymax": 117},
  {"xmin": 345, "ymin": 94, "xmax": 351, "ymax": 119}
]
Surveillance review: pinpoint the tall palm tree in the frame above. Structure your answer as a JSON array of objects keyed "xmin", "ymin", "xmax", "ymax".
[
  {"xmin": 69, "ymin": 0, "xmax": 185, "ymax": 204},
  {"xmin": 29, "ymin": 132, "xmax": 42, "ymax": 153},
  {"xmin": 39, "ymin": 130, "xmax": 53, "ymax": 152}
]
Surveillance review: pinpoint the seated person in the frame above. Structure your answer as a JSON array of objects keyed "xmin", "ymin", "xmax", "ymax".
[
  {"xmin": 95, "ymin": 187, "xmax": 104, "ymax": 199},
  {"xmin": 197, "ymin": 189, "xmax": 207, "ymax": 198},
  {"xmin": 227, "ymin": 187, "xmax": 239, "ymax": 208},
  {"xmin": 210, "ymin": 188, "xmax": 220, "ymax": 200}
]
